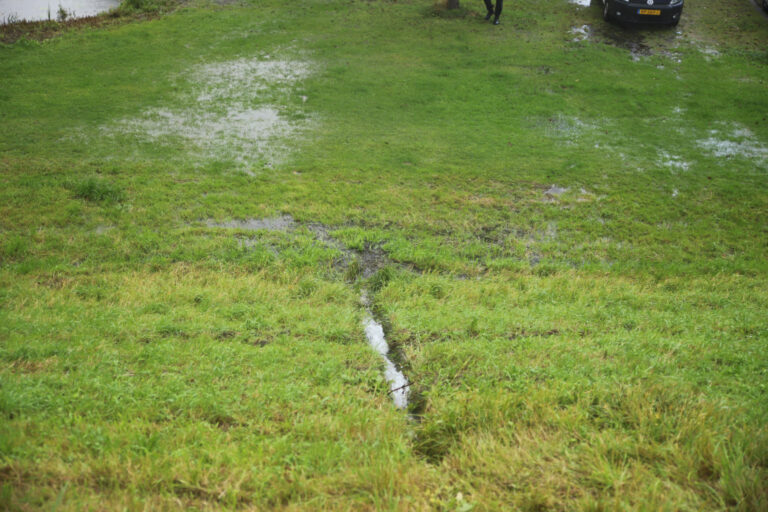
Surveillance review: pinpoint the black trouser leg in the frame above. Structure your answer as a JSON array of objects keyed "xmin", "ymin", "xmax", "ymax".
[
  {"xmin": 483, "ymin": 0, "xmax": 494, "ymax": 13},
  {"xmin": 494, "ymin": 0, "xmax": 503, "ymax": 17}
]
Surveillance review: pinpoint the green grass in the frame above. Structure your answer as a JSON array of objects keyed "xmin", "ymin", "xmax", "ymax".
[{"xmin": 1, "ymin": 0, "xmax": 767, "ymax": 509}]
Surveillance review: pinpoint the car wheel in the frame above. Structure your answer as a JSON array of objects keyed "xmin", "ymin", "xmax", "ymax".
[
  {"xmin": 763, "ymin": 0, "xmax": 768, "ymax": 12},
  {"xmin": 603, "ymin": 0, "xmax": 612, "ymax": 21}
]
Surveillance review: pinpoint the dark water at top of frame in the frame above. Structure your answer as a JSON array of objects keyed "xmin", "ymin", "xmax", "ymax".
[{"xmin": 0, "ymin": 0, "xmax": 120, "ymax": 22}]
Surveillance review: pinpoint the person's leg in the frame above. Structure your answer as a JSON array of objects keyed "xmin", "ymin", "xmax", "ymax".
[
  {"xmin": 483, "ymin": 0, "xmax": 494, "ymax": 19},
  {"xmin": 493, "ymin": 0, "xmax": 503, "ymax": 23}
]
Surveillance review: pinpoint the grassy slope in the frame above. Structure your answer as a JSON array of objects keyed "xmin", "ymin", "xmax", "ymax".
[{"xmin": 1, "ymin": 0, "xmax": 767, "ymax": 510}]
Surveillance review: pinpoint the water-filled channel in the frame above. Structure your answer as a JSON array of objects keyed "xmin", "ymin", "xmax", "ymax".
[
  {"xmin": 363, "ymin": 316, "xmax": 410, "ymax": 410},
  {"xmin": 0, "ymin": 0, "xmax": 120, "ymax": 22}
]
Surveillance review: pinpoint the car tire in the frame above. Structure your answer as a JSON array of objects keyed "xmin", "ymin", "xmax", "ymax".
[
  {"xmin": 763, "ymin": 0, "xmax": 768, "ymax": 12},
  {"xmin": 603, "ymin": 0, "xmax": 613, "ymax": 21}
]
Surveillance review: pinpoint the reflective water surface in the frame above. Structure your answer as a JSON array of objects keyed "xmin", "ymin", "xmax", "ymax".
[
  {"xmin": 363, "ymin": 317, "xmax": 410, "ymax": 410},
  {"xmin": 0, "ymin": 0, "xmax": 120, "ymax": 22}
]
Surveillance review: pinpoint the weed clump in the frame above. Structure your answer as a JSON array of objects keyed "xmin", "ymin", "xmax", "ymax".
[
  {"xmin": 369, "ymin": 266, "xmax": 394, "ymax": 293},
  {"xmin": 69, "ymin": 177, "xmax": 124, "ymax": 203}
]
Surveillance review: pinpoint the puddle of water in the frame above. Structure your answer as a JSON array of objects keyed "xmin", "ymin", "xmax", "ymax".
[
  {"xmin": 195, "ymin": 59, "xmax": 312, "ymax": 103},
  {"xmin": 0, "ymin": 0, "xmax": 119, "ymax": 22},
  {"xmin": 570, "ymin": 24, "xmax": 591, "ymax": 43},
  {"xmin": 658, "ymin": 150, "xmax": 691, "ymax": 171},
  {"xmin": 541, "ymin": 115, "xmax": 598, "ymax": 142},
  {"xmin": 696, "ymin": 124, "xmax": 768, "ymax": 163},
  {"xmin": 567, "ymin": 0, "xmax": 592, "ymax": 6},
  {"xmin": 545, "ymin": 185, "xmax": 569, "ymax": 197},
  {"xmin": 105, "ymin": 57, "xmax": 315, "ymax": 170},
  {"xmin": 362, "ymin": 314, "xmax": 409, "ymax": 410},
  {"xmin": 700, "ymin": 47, "xmax": 720, "ymax": 60},
  {"xmin": 205, "ymin": 215, "xmax": 296, "ymax": 232}
]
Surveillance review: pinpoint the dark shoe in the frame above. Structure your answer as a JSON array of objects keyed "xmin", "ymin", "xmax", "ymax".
[
  {"xmin": 485, "ymin": 10, "xmax": 493, "ymax": 20},
  {"xmin": 493, "ymin": 17, "xmax": 500, "ymax": 25}
]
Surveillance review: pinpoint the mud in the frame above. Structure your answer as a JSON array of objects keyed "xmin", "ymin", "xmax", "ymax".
[
  {"xmin": 207, "ymin": 214, "xmax": 411, "ymax": 409},
  {"xmin": 570, "ymin": 19, "xmax": 686, "ymax": 62},
  {"xmin": 205, "ymin": 215, "xmax": 404, "ymax": 279}
]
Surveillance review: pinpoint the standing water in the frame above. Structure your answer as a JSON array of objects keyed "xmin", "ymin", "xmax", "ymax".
[
  {"xmin": 362, "ymin": 305, "xmax": 409, "ymax": 409},
  {"xmin": 0, "ymin": 0, "xmax": 120, "ymax": 22}
]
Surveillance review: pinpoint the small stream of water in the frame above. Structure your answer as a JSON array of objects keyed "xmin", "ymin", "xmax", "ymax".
[{"xmin": 361, "ymin": 295, "xmax": 409, "ymax": 410}]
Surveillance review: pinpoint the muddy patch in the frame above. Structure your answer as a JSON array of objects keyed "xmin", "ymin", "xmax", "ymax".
[
  {"xmin": 204, "ymin": 214, "xmax": 403, "ymax": 278},
  {"xmin": 104, "ymin": 55, "xmax": 315, "ymax": 170},
  {"xmin": 206, "ymin": 214, "xmax": 413, "ymax": 410},
  {"xmin": 573, "ymin": 21, "xmax": 685, "ymax": 62}
]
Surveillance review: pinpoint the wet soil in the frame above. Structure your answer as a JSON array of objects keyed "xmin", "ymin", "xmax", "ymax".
[
  {"xmin": 568, "ymin": 2, "xmax": 686, "ymax": 60},
  {"xmin": 108, "ymin": 57, "xmax": 313, "ymax": 170},
  {"xmin": 204, "ymin": 215, "xmax": 404, "ymax": 279},
  {"xmin": 206, "ymin": 214, "xmax": 417, "ymax": 410}
]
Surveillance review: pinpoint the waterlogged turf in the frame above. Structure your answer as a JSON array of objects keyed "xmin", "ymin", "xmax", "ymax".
[{"xmin": 1, "ymin": 0, "xmax": 767, "ymax": 509}]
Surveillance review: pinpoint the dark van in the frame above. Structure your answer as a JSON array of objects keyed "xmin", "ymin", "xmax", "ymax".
[{"xmin": 601, "ymin": 0, "xmax": 683, "ymax": 26}]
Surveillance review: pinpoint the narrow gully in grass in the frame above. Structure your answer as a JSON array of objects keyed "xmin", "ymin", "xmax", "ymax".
[
  {"xmin": 361, "ymin": 292, "xmax": 410, "ymax": 410},
  {"xmin": 205, "ymin": 214, "xmax": 413, "ymax": 410}
]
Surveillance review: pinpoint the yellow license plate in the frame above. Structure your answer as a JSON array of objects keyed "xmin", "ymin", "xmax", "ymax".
[{"xmin": 638, "ymin": 9, "xmax": 661, "ymax": 15}]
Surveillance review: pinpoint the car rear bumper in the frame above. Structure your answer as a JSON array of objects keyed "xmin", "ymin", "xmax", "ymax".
[{"xmin": 607, "ymin": 0, "xmax": 683, "ymax": 24}]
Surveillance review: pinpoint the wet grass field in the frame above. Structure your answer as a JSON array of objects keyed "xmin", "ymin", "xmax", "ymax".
[{"xmin": 1, "ymin": 0, "xmax": 767, "ymax": 509}]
